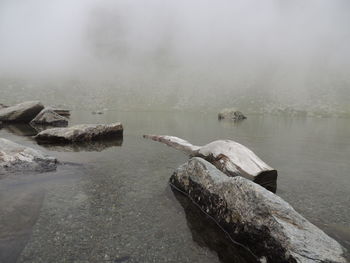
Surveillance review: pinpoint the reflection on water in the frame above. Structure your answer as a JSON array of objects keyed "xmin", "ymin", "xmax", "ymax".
[
  {"xmin": 0, "ymin": 111, "xmax": 349, "ymax": 262},
  {"xmin": 0, "ymin": 188, "xmax": 45, "ymax": 263},
  {"xmin": 172, "ymin": 189, "xmax": 258, "ymax": 263},
  {"xmin": 3, "ymin": 124, "xmax": 38, "ymax": 137},
  {"xmin": 37, "ymin": 138, "xmax": 123, "ymax": 152}
]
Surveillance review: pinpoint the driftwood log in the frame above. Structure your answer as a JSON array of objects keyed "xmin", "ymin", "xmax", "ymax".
[{"xmin": 143, "ymin": 135, "xmax": 277, "ymax": 192}]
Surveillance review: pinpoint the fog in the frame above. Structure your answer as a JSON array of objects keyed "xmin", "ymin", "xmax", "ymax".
[{"xmin": 0, "ymin": 0, "xmax": 349, "ymax": 113}]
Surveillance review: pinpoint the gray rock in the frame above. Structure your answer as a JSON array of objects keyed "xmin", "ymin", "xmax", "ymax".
[
  {"xmin": 35, "ymin": 123, "xmax": 123, "ymax": 144},
  {"xmin": 30, "ymin": 108, "xmax": 68, "ymax": 127},
  {"xmin": 218, "ymin": 108, "xmax": 247, "ymax": 121},
  {"xmin": 170, "ymin": 157, "xmax": 347, "ymax": 263},
  {"xmin": 0, "ymin": 138, "xmax": 57, "ymax": 177},
  {"xmin": 0, "ymin": 103, "xmax": 8, "ymax": 109},
  {"xmin": 0, "ymin": 101, "xmax": 44, "ymax": 123}
]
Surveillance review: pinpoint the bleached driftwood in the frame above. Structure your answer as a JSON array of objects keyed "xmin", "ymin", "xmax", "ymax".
[{"xmin": 143, "ymin": 134, "xmax": 277, "ymax": 192}]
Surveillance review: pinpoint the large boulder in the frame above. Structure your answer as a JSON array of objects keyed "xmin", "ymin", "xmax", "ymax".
[
  {"xmin": 170, "ymin": 157, "xmax": 347, "ymax": 263},
  {"xmin": 30, "ymin": 108, "xmax": 68, "ymax": 127},
  {"xmin": 35, "ymin": 123, "xmax": 123, "ymax": 144},
  {"xmin": 218, "ymin": 108, "xmax": 247, "ymax": 121},
  {"xmin": 0, "ymin": 138, "xmax": 57, "ymax": 176},
  {"xmin": 0, "ymin": 101, "xmax": 44, "ymax": 123}
]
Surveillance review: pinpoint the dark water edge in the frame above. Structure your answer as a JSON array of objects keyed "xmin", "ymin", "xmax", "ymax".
[{"xmin": 0, "ymin": 111, "xmax": 349, "ymax": 262}]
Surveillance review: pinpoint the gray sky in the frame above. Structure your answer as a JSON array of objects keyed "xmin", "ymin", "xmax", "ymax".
[{"xmin": 0, "ymin": 0, "xmax": 349, "ymax": 110}]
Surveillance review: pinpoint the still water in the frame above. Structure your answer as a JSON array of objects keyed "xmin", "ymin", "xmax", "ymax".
[{"xmin": 0, "ymin": 111, "xmax": 349, "ymax": 262}]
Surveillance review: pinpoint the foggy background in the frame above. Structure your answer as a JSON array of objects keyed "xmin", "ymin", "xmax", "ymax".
[{"xmin": 0, "ymin": 0, "xmax": 349, "ymax": 115}]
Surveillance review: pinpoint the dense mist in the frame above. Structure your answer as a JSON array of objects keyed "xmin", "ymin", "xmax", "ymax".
[{"xmin": 0, "ymin": 0, "xmax": 349, "ymax": 114}]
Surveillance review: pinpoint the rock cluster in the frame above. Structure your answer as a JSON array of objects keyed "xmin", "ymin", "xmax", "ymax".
[
  {"xmin": 0, "ymin": 101, "xmax": 123, "ymax": 145},
  {"xmin": 0, "ymin": 101, "xmax": 70, "ymax": 126}
]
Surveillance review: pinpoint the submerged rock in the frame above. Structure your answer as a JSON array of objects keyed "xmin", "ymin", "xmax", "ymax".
[
  {"xmin": 171, "ymin": 157, "xmax": 347, "ymax": 263},
  {"xmin": 218, "ymin": 108, "xmax": 247, "ymax": 121},
  {"xmin": 30, "ymin": 108, "xmax": 68, "ymax": 127},
  {"xmin": 0, "ymin": 138, "xmax": 57, "ymax": 176},
  {"xmin": 0, "ymin": 101, "xmax": 44, "ymax": 123},
  {"xmin": 35, "ymin": 123, "xmax": 123, "ymax": 144},
  {"xmin": 143, "ymin": 135, "xmax": 277, "ymax": 192}
]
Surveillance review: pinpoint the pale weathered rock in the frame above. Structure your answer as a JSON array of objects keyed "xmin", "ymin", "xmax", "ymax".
[
  {"xmin": 143, "ymin": 135, "xmax": 277, "ymax": 192},
  {"xmin": 30, "ymin": 108, "xmax": 68, "ymax": 127},
  {"xmin": 171, "ymin": 157, "xmax": 347, "ymax": 263},
  {"xmin": 35, "ymin": 123, "xmax": 123, "ymax": 144},
  {"xmin": 0, "ymin": 101, "xmax": 44, "ymax": 123},
  {"xmin": 0, "ymin": 138, "xmax": 57, "ymax": 176},
  {"xmin": 218, "ymin": 108, "xmax": 247, "ymax": 121}
]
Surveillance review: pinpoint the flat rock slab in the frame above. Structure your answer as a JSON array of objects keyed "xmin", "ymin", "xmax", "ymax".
[
  {"xmin": 0, "ymin": 138, "xmax": 57, "ymax": 176},
  {"xmin": 0, "ymin": 101, "xmax": 44, "ymax": 123},
  {"xmin": 30, "ymin": 108, "xmax": 68, "ymax": 127},
  {"xmin": 35, "ymin": 123, "xmax": 123, "ymax": 144},
  {"xmin": 171, "ymin": 157, "xmax": 347, "ymax": 263}
]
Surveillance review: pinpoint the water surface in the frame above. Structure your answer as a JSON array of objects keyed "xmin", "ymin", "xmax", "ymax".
[{"xmin": 0, "ymin": 111, "xmax": 349, "ymax": 262}]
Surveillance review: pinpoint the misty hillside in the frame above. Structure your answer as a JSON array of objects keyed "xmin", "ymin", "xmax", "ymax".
[{"xmin": 0, "ymin": 0, "xmax": 349, "ymax": 115}]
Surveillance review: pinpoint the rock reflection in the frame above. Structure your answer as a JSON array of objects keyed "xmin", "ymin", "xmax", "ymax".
[
  {"xmin": 4, "ymin": 124, "xmax": 38, "ymax": 137},
  {"xmin": 30, "ymin": 123, "xmax": 68, "ymax": 133},
  {"xmin": 172, "ymin": 188, "xmax": 258, "ymax": 263},
  {"xmin": 0, "ymin": 189, "xmax": 45, "ymax": 263},
  {"xmin": 37, "ymin": 138, "xmax": 123, "ymax": 152}
]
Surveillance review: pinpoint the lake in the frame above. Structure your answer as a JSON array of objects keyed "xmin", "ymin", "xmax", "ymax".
[{"xmin": 0, "ymin": 111, "xmax": 349, "ymax": 262}]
